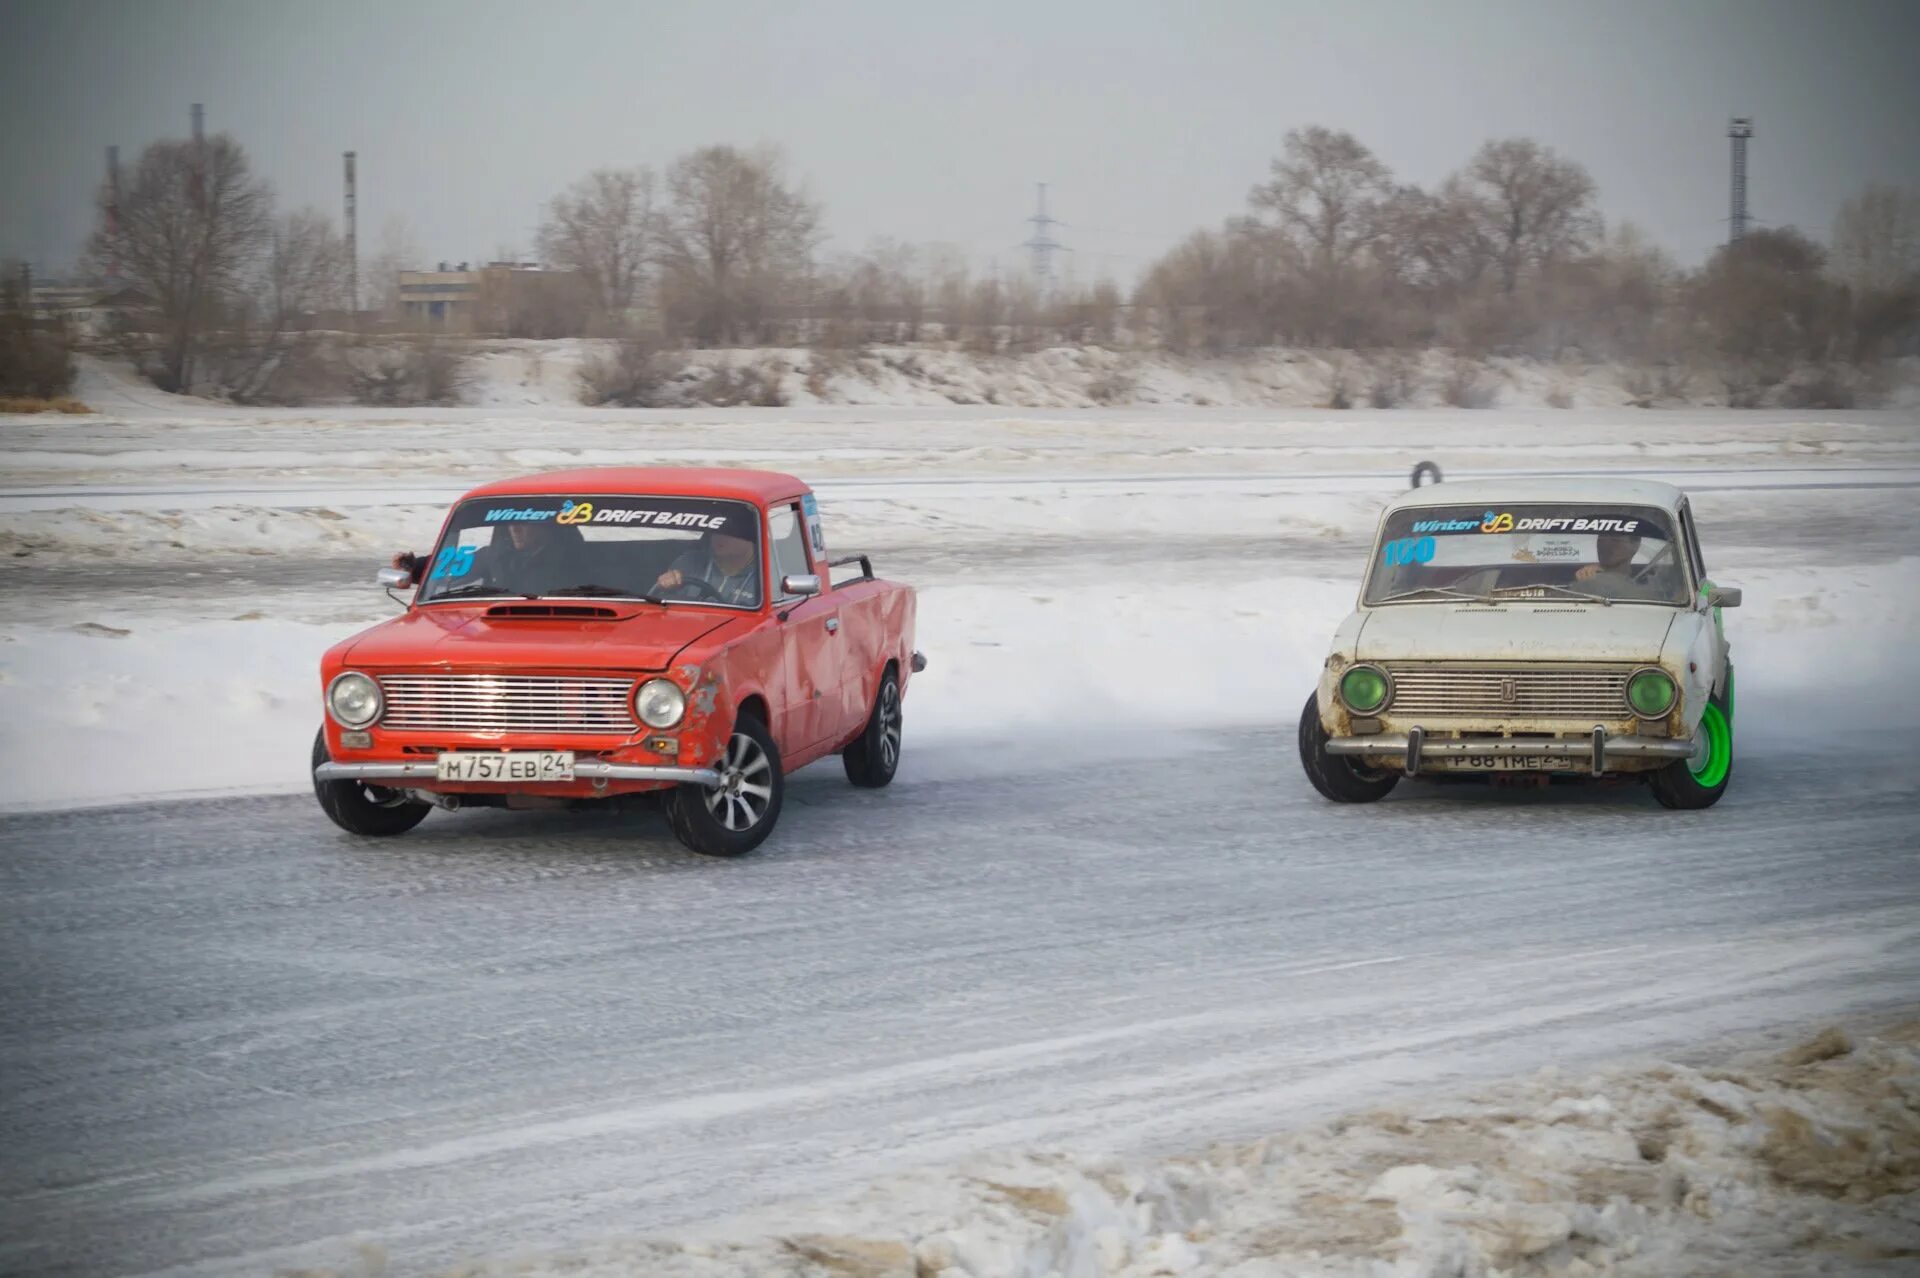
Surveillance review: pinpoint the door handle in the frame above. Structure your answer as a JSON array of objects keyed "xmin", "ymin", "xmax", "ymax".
[{"xmin": 825, "ymin": 617, "xmax": 840, "ymax": 634}]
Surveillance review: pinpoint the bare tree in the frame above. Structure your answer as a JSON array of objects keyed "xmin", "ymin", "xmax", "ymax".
[
  {"xmin": 1830, "ymin": 184, "xmax": 1920, "ymax": 294},
  {"xmin": 1689, "ymin": 227, "xmax": 1841, "ymax": 399},
  {"xmin": 87, "ymin": 134, "xmax": 272, "ymax": 390},
  {"xmin": 1250, "ymin": 127, "xmax": 1391, "ymax": 273},
  {"xmin": 1247, "ymin": 127, "xmax": 1393, "ymax": 339},
  {"xmin": 656, "ymin": 145, "xmax": 821, "ymax": 345},
  {"xmin": 364, "ymin": 215, "xmax": 422, "ymax": 317},
  {"xmin": 538, "ymin": 168, "xmax": 655, "ymax": 324},
  {"xmin": 261, "ymin": 208, "xmax": 347, "ymax": 329},
  {"xmin": 1456, "ymin": 138, "xmax": 1600, "ymax": 294},
  {"xmin": 207, "ymin": 208, "xmax": 350, "ymax": 402}
]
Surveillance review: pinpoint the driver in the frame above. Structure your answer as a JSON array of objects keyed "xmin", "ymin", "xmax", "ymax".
[
  {"xmin": 389, "ymin": 520, "xmax": 583, "ymax": 597},
  {"xmin": 654, "ymin": 527, "xmax": 761, "ymax": 605},
  {"xmin": 1573, "ymin": 531, "xmax": 1658, "ymax": 600}
]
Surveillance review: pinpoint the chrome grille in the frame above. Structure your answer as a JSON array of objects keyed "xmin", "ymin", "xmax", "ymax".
[
  {"xmin": 1386, "ymin": 664, "xmax": 1631, "ymax": 719},
  {"xmin": 377, "ymin": 674, "xmax": 636, "ymax": 734}
]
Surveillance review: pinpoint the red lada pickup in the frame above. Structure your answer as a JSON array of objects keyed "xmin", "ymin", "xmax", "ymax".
[{"xmin": 313, "ymin": 468, "xmax": 924, "ymax": 856}]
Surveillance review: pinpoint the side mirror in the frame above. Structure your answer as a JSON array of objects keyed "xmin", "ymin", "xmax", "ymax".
[
  {"xmin": 781, "ymin": 573, "xmax": 822, "ymax": 598},
  {"xmin": 1706, "ymin": 585, "xmax": 1742, "ymax": 609},
  {"xmin": 377, "ymin": 566, "xmax": 416, "ymax": 590}
]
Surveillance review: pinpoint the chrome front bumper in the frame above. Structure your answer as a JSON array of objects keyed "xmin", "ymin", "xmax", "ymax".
[
  {"xmin": 1326, "ymin": 728, "xmax": 1696, "ymax": 777},
  {"xmin": 314, "ymin": 760, "xmax": 723, "ymax": 787}
]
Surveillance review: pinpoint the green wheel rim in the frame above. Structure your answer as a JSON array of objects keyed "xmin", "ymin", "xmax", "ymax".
[{"xmin": 1690, "ymin": 702, "xmax": 1732, "ymax": 787}]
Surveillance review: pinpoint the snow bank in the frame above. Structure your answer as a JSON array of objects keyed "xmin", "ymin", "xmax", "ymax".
[
  {"xmin": 310, "ymin": 1019, "xmax": 1920, "ymax": 1277},
  {"xmin": 3, "ymin": 552, "xmax": 1912, "ymax": 812},
  {"xmin": 0, "ymin": 570, "xmax": 1356, "ymax": 810}
]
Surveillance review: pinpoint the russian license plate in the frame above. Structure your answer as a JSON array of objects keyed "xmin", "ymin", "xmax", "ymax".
[
  {"xmin": 1433, "ymin": 753, "xmax": 1555, "ymax": 772},
  {"xmin": 435, "ymin": 751, "xmax": 574, "ymax": 782}
]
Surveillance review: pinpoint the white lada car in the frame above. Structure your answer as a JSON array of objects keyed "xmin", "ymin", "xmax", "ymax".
[{"xmin": 1299, "ymin": 479, "xmax": 1741, "ymax": 809}]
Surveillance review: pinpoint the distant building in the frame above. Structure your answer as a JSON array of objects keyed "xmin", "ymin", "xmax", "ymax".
[
  {"xmin": 28, "ymin": 282, "xmax": 153, "ymax": 338},
  {"xmin": 396, "ymin": 261, "xmax": 587, "ymax": 336},
  {"xmin": 397, "ymin": 263, "xmax": 479, "ymax": 328}
]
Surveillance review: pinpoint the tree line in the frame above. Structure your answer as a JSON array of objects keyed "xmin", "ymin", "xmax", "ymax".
[
  {"xmin": 1132, "ymin": 126, "xmax": 1920, "ymax": 402},
  {"xmin": 4, "ymin": 121, "xmax": 1914, "ymax": 404}
]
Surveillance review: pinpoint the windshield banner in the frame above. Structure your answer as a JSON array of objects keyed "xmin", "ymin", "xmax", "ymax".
[
  {"xmin": 474, "ymin": 496, "xmax": 756, "ymax": 538},
  {"xmin": 1407, "ymin": 509, "xmax": 1656, "ymax": 537}
]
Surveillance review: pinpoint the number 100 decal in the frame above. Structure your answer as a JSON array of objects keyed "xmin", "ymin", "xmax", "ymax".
[{"xmin": 1382, "ymin": 536, "xmax": 1437, "ymax": 566}]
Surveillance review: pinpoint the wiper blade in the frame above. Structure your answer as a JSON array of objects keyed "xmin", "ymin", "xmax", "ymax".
[
  {"xmin": 1377, "ymin": 586, "xmax": 1495, "ymax": 604},
  {"xmin": 542, "ymin": 585, "xmax": 667, "ymax": 604},
  {"xmin": 1490, "ymin": 583, "xmax": 1613, "ymax": 606},
  {"xmin": 429, "ymin": 582, "xmax": 536, "ymax": 601}
]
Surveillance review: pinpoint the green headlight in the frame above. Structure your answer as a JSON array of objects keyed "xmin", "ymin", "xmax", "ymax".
[
  {"xmin": 1340, "ymin": 665, "xmax": 1389, "ymax": 713},
  {"xmin": 1627, "ymin": 669, "xmax": 1675, "ymax": 718}
]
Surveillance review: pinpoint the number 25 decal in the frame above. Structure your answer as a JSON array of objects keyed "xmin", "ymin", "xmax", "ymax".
[
  {"xmin": 430, "ymin": 545, "xmax": 478, "ymax": 579},
  {"xmin": 1382, "ymin": 536, "xmax": 1436, "ymax": 566}
]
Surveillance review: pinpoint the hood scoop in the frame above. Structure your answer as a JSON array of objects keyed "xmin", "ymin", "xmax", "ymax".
[{"xmin": 483, "ymin": 602, "xmax": 622, "ymax": 620}]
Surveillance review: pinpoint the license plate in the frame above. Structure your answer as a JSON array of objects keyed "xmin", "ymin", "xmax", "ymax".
[
  {"xmin": 435, "ymin": 751, "xmax": 574, "ymax": 782},
  {"xmin": 1431, "ymin": 753, "xmax": 1556, "ymax": 771}
]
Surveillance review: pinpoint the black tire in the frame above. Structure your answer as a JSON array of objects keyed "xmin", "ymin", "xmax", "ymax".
[
  {"xmin": 666, "ymin": 710, "xmax": 784, "ymax": 857},
  {"xmin": 842, "ymin": 666, "xmax": 903, "ymax": 788},
  {"xmin": 1297, "ymin": 693, "xmax": 1400, "ymax": 804},
  {"xmin": 1648, "ymin": 691, "xmax": 1733, "ymax": 810},
  {"xmin": 311, "ymin": 727, "xmax": 431, "ymax": 837},
  {"xmin": 1410, "ymin": 460, "xmax": 1443, "ymax": 488}
]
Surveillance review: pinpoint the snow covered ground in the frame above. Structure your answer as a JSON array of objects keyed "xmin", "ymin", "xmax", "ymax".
[
  {"xmin": 332, "ymin": 1018, "xmax": 1920, "ymax": 1278},
  {"xmin": 66, "ymin": 339, "xmax": 1920, "ymax": 412},
  {"xmin": 1, "ymin": 398, "xmax": 1917, "ymax": 1276},
  {"xmin": 2, "ymin": 400, "xmax": 1918, "ymax": 809}
]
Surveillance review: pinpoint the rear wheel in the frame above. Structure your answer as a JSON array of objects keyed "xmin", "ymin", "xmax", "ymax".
[
  {"xmin": 842, "ymin": 666, "xmax": 903, "ymax": 788},
  {"xmin": 1298, "ymin": 693, "xmax": 1399, "ymax": 804},
  {"xmin": 311, "ymin": 727, "xmax": 431, "ymax": 836},
  {"xmin": 667, "ymin": 711, "xmax": 784, "ymax": 856},
  {"xmin": 1649, "ymin": 692, "xmax": 1733, "ymax": 810}
]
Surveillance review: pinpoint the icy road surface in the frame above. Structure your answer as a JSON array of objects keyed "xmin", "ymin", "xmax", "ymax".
[
  {"xmin": 3, "ymin": 740, "xmax": 1918, "ymax": 1277},
  {"xmin": 2, "ymin": 401, "xmax": 1919, "ymax": 1273}
]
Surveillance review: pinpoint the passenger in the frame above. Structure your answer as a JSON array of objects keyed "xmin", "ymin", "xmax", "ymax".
[
  {"xmin": 654, "ymin": 527, "xmax": 761, "ymax": 605},
  {"xmin": 480, "ymin": 521, "xmax": 585, "ymax": 596}
]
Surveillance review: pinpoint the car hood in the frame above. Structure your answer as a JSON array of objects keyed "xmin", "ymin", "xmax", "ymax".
[
  {"xmin": 338, "ymin": 604, "xmax": 746, "ymax": 674},
  {"xmin": 1354, "ymin": 603, "xmax": 1678, "ymax": 664}
]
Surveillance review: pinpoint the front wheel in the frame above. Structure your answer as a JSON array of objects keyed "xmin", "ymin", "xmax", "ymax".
[
  {"xmin": 1648, "ymin": 694, "xmax": 1733, "ymax": 810},
  {"xmin": 667, "ymin": 712, "xmax": 784, "ymax": 856},
  {"xmin": 842, "ymin": 666, "xmax": 903, "ymax": 788},
  {"xmin": 311, "ymin": 728, "xmax": 431, "ymax": 836},
  {"xmin": 1298, "ymin": 693, "xmax": 1400, "ymax": 804}
]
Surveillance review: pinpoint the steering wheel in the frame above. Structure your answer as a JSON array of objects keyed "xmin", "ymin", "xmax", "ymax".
[
  {"xmin": 1630, "ymin": 541, "xmax": 1676, "ymax": 585},
  {"xmin": 669, "ymin": 575, "xmax": 724, "ymax": 602}
]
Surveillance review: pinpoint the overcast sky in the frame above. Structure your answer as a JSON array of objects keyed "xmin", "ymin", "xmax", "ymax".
[{"xmin": 4, "ymin": 0, "xmax": 1917, "ymax": 282}]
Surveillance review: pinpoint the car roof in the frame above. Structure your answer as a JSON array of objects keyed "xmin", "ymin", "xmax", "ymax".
[
  {"xmin": 458, "ymin": 467, "xmax": 810, "ymax": 506},
  {"xmin": 1385, "ymin": 477, "xmax": 1687, "ymax": 513}
]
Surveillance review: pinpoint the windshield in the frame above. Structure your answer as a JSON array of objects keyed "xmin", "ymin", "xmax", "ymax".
[
  {"xmin": 1364, "ymin": 504, "xmax": 1690, "ymax": 606},
  {"xmin": 416, "ymin": 495, "xmax": 764, "ymax": 608}
]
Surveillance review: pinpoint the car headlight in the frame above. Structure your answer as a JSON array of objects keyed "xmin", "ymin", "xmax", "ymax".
[
  {"xmin": 1338, "ymin": 664, "xmax": 1391, "ymax": 714},
  {"xmin": 634, "ymin": 678, "xmax": 686, "ymax": 729},
  {"xmin": 1626, "ymin": 668, "xmax": 1676, "ymax": 718},
  {"xmin": 327, "ymin": 671, "xmax": 383, "ymax": 728}
]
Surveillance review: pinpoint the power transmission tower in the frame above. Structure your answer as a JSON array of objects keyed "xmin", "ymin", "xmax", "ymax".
[
  {"xmin": 1022, "ymin": 183, "xmax": 1070, "ymax": 296},
  {"xmin": 1727, "ymin": 116, "xmax": 1753, "ymax": 244}
]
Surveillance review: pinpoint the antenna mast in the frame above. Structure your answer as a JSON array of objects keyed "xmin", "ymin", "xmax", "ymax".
[{"xmin": 1727, "ymin": 117, "xmax": 1753, "ymax": 243}]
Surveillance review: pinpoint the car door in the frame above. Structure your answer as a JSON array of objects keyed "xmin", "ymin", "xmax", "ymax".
[
  {"xmin": 768, "ymin": 501, "xmax": 844, "ymax": 755},
  {"xmin": 1678, "ymin": 500, "xmax": 1731, "ymax": 683}
]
